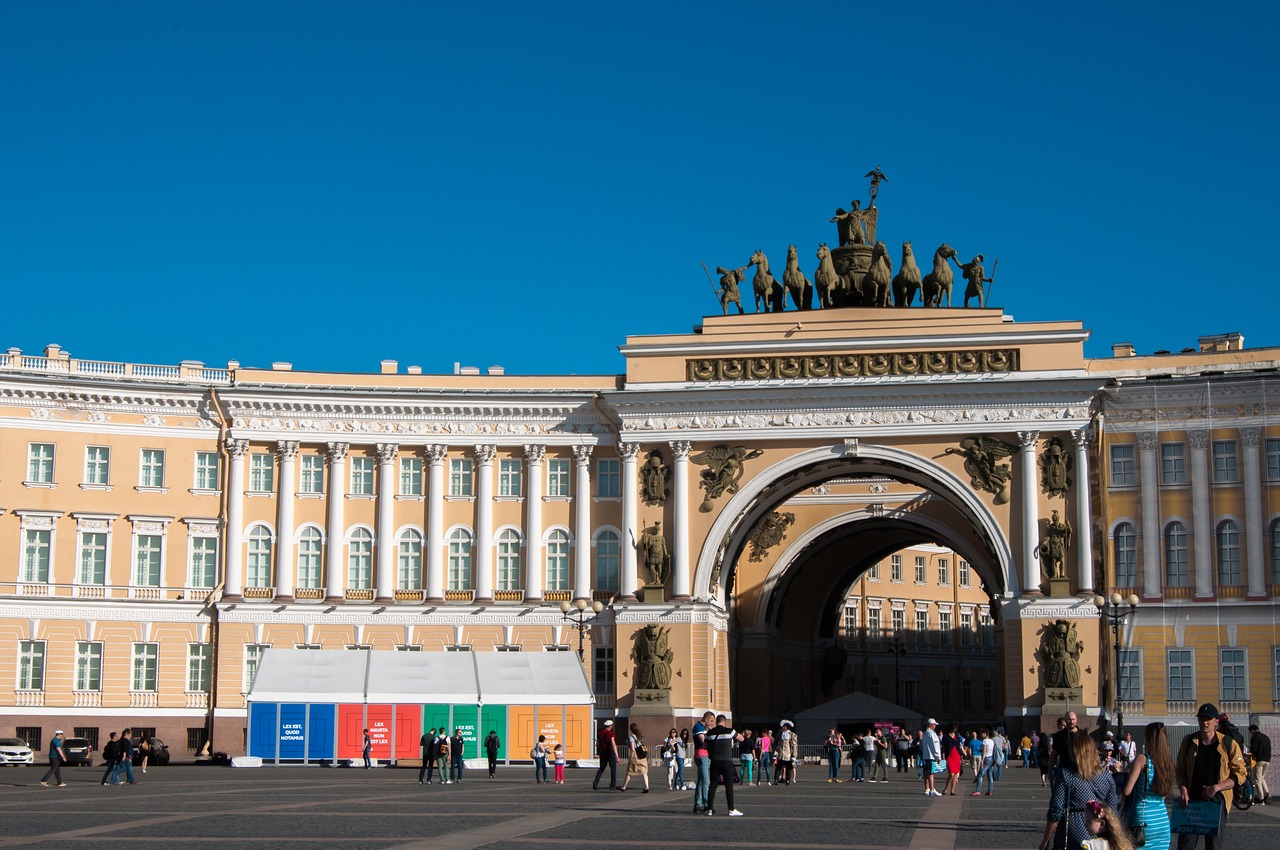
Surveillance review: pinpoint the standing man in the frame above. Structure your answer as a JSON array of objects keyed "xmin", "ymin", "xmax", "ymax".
[
  {"xmin": 1117, "ymin": 731, "xmax": 1138, "ymax": 770},
  {"xmin": 435, "ymin": 729, "xmax": 451, "ymax": 784},
  {"xmin": 1248, "ymin": 724, "xmax": 1271, "ymax": 805},
  {"xmin": 593, "ymin": 719, "xmax": 618, "ymax": 791},
  {"xmin": 1175, "ymin": 703, "xmax": 1246, "ymax": 850},
  {"xmin": 419, "ymin": 727, "xmax": 436, "ymax": 784},
  {"xmin": 362, "ymin": 728, "xmax": 372, "ymax": 769},
  {"xmin": 449, "ymin": 728, "xmax": 465, "ymax": 783},
  {"xmin": 484, "ymin": 730, "xmax": 501, "ymax": 778},
  {"xmin": 1050, "ymin": 711, "xmax": 1080, "ymax": 785},
  {"xmin": 39, "ymin": 729, "xmax": 67, "ymax": 787},
  {"xmin": 690, "ymin": 711, "xmax": 714, "ymax": 812},
  {"xmin": 921, "ymin": 718, "xmax": 942, "ymax": 797},
  {"xmin": 117, "ymin": 728, "xmax": 137, "ymax": 785},
  {"xmin": 100, "ymin": 732, "xmax": 120, "ymax": 786},
  {"xmin": 991, "ymin": 728, "xmax": 1008, "ymax": 781},
  {"xmin": 704, "ymin": 714, "xmax": 744, "ymax": 817}
]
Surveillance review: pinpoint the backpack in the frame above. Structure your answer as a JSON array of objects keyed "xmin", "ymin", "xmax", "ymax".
[
  {"xmin": 634, "ymin": 742, "xmax": 648, "ymax": 759},
  {"xmin": 103, "ymin": 740, "xmax": 119, "ymax": 763}
]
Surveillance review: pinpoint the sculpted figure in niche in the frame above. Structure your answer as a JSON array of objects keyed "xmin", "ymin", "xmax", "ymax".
[
  {"xmin": 690, "ymin": 445, "xmax": 765, "ymax": 512},
  {"xmin": 1039, "ymin": 436, "xmax": 1072, "ymax": 497},
  {"xmin": 1040, "ymin": 619, "xmax": 1084, "ymax": 689},
  {"xmin": 1038, "ymin": 509, "xmax": 1072, "ymax": 579},
  {"xmin": 633, "ymin": 624, "xmax": 674, "ymax": 690},
  {"xmin": 943, "ymin": 435, "xmax": 1017, "ymax": 504},
  {"xmin": 639, "ymin": 520, "xmax": 672, "ymax": 586},
  {"xmin": 640, "ymin": 450, "xmax": 671, "ymax": 506}
]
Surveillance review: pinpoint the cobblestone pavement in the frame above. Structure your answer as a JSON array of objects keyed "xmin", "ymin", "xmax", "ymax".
[{"xmin": 1, "ymin": 763, "xmax": 1276, "ymax": 849}]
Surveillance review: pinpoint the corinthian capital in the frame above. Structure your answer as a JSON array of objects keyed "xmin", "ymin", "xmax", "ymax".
[
  {"xmin": 376, "ymin": 443, "xmax": 400, "ymax": 463},
  {"xmin": 618, "ymin": 443, "xmax": 641, "ymax": 461},
  {"xmin": 523, "ymin": 444, "xmax": 546, "ymax": 463},
  {"xmin": 1239, "ymin": 427, "xmax": 1262, "ymax": 448},
  {"xmin": 276, "ymin": 440, "xmax": 301, "ymax": 461},
  {"xmin": 669, "ymin": 440, "xmax": 692, "ymax": 460},
  {"xmin": 1187, "ymin": 430, "xmax": 1210, "ymax": 450},
  {"xmin": 225, "ymin": 437, "xmax": 249, "ymax": 458},
  {"xmin": 475, "ymin": 444, "xmax": 498, "ymax": 464},
  {"xmin": 326, "ymin": 441, "xmax": 350, "ymax": 462},
  {"xmin": 425, "ymin": 444, "xmax": 448, "ymax": 464},
  {"xmin": 572, "ymin": 445, "xmax": 594, "ymax": 466}
]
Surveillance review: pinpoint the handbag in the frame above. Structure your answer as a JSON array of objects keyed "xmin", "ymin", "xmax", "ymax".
[{"xmin": 1128, "ymin": 757, "xmax": 1149, "ymax": 847}]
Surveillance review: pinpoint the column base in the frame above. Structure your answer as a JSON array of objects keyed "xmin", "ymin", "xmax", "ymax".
[
  {"xmin": 274, "ymin": 594, "xmax": 294, "ymax": 604},
  {"xmin": 424, "ymin": 596, "xmax": 444, "ymax": 604},
  {"xmin": 474, "ymin": 596, "xmax": 494, "ymax": 606},
  {"xmin": 324, "ymin": 595, "xmax": 345, "ymax": 604},
  {"xmin": 1193, "ymin": 594, "xmax": 1217, "ymax": 601},
  {"xmin": 221, "ymin": 594, "xmax": 244, "ymax": 603},
  {"xmin": 617, "ymin": 594, "xmax": 639, "ymax": 604},
  {"xmin": 374, "ymin": 595, "xmax": 395, "ymax": 604},
  {"xmin": 1246, "ymin": 594, "xmax": 1269, "ymax": 602},
  {"xmin": 671, "ymin": 594, "xmax": 692, "ymax": 602},
  {"xmin": 523, "ymin": 596, "xmax": 544, "ymax": 605}
]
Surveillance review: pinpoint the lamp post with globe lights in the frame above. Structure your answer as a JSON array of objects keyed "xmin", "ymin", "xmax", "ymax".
[
  {"xmin": 1094, "ymin": 592, "xmax": 1139, "ymax": 739},
  {"xmin": 560, "ymin": 598, "xmax": 605, "ymax": 660}
]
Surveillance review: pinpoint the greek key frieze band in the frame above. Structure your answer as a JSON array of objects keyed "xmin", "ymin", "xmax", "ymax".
[{"xmin": 685, "ymin": 348, "xmax": 1020, "ymax": 381}]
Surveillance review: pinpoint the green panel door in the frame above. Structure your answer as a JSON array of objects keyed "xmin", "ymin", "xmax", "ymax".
[
  {"xmin": 451, "ymin": 704, "xmax": 479, "ymax": 760},
  {"xmin": 480, "ymin": 705, "xmax": 508, "ymax": 759},
  {"xmin": 423, "ymin": 704, "xmax": 452, "ymax": 740}
]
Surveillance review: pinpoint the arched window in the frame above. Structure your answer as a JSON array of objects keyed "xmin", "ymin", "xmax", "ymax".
[
  {"xmin": 398, "ymin": 529, "xmax": 422, "ymax": 590},
  {"xmin": 347, "ymin": 528, "xmax": 373, "ymax": 590},
  {"xmin": 297, "ymin": 527, "xmax": 323, "ymax": 589},
  {"xmin": 1217, "ymin": 520, "xmax": 1241, "ymax": 586},
  {"xmin": 496, "ymin": 529, "xmax": 522, "ymax": 591},
  {"xmin": 595, "ymin": 530, "xmax": 620, "ymax": 593},
  {"xmin": 448, "ymin": 529, "xmax": 473, "ymax": 590},
  {"xmin": 1164, "ymin": 522, "xmax": 1188, "ymax": 587},
  {"xmin": 1113, "ymin": 523, "xmax": 1137, "ymax": 587},
  {"xmin": 546, "ymin": 530, "xmax": 570, "ymax": 591},
  {"xmin": 246, "ymin": 525, "xmax": 273, "ymax": 589}
]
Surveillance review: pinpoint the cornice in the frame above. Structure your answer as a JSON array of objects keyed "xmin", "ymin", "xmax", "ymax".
[
  {"xmin": 619, "ymin": 328, "xmax": 1092, "ymax": 359},
  {"xmin": 0, "ymin": 600, "xmax": 212, "ymax": 622}
]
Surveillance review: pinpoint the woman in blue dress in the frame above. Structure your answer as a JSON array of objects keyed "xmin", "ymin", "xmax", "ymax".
[{"xmin": 1121, "ymin": 722, "xmax": 1174, "ymax": 850}]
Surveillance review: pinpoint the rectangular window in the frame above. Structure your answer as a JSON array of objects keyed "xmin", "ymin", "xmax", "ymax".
[
  {"xmin": 891, "ymin": 554, "xmax": 902, "ymax": 582},
  {"xmin": 959, "ymin": 560, "xmax": 971, "ymax": 588},
  {"xmin": 902, "ymin": 679, "xmax": 921, "ymax": 710},
  {"xmin": 194, "ymin": 451, "xmax": 219, "ymax": 491},
  {"xmin": 979, "ymin": 612, "xmax": 995, "ymax": 647},
  {"xmin": 22, "ymin": 529, "xmax": 51, "ymax": 583},
  {"xmin": 1218, "ymin": 523, "xmax": 1242, "ymax": 586},
  {"xmin": 76, "ymin": 641, "xmax": 103, "ymax": 691},
  {"xmin": 545, "ymin": 534, "xmax": 570, "ymax": 591},
  {"xmin": 914, "ymin": 556, "xmax": 926, "ymax": 584},
  {"xmin": 1274, "ymin": 646, "xmax": 1280, "ymax": 701},
  {"xmin": 1114, "ymin": 524, "xmax": 1138, "ymax": 587},
  {"xmin": 547, "ymin": 459, "xmax": 570, "ymax": 497},
  {"xmin": 891, "ymin": 607, "xmax": 905, "ymax": 636},
  {"xmin": 1118, "ymin": 648, "xmax": 1142, "ymax": 700},
  {"xmin": 78, "ymin": 531, "xmax": 107, "ymax": 584},
  {"xmin": 982, "ymin": 680, "xmax": 994, "ymax": 711},
  {"xmin": 85, "ymin": 446, "xmax": 110, "ymax": 486},
  {"xmin": 249, "ymin": 453, "xmax": 274, "ymax": 492},
  {"xmin": 74, "ymin": 727, "xmax": 99, "ymax": 750},
  {"xmin": 244, "ymin": 644, "xmax": 267, "ymax": 692},
  {"xmin": 596, "ymin": 458, "xmax": 620, "ymax": 497},
  {"xmin": 132, "ymin": 643, "xmax": 158, "ymax": 692},
  {"xmin": 868, "ymin": 561, "xmax": 879, "ymax": 580},
  {"xmin": 1160, "ymin": 443, "xmax": 1187, "ymax": 485},
  {"xmin": 28, "ymin": 442, "xmax": 55, "ymax": 484},
  {"xmin": 140, "ymin": 449, "xmax": 165, "ymax": 488},
  {"xmin": 938, "ymin": 558, "xmax": 949, "ymax": 586},
  {"xmin": 1220, "ymin": 648, "xmax": 1247, "ymax": 701},
  {"xmin": 297, "ymin": 531, "xmax": 322, "ymax": 589},
  {"xmin": 187, "ymin": 643, "xmax": 212, "ymax": 693},
  {"xmin": 867, "ymin": 606, "xmax": 882, "ymax": 642},
  {"xmin": 938, "ymin": 610, "xmax": 953, "ymax": 646},
  {"xmin": 18, "ymin": 640, "xmax": 45, "ymax": 690},
  {"xmin": 189, "ymin": 536, "xmax": 218, "ymax": 589},
  {"xmin": 399, "ymin": 534, "xmax": 423, "ymax": 590},
  {"xmin": 1110, "ymin": 444, "xmax": 1136, "ymax": 486},
  {"xmin": 1212, "ymin": 440, "xmax": 1238, "ymax": 483},
  {"xmin": 1267, "ymin": 438, "xmax": 1280, "ymax": 482},
  {"xmin": 16, "ymin": 727, "xmax": 42, "ymax": 752},
  {"xmin": 595, "ymin": 534, "xmax": 620, "ymax": 593},
  {"xmin": 941, "ymin": 678, "xmax": 952, "ymax": 710},
  {"xmin": 593, "ymin": 647, "xmax": 615, "ymax": 697},
  {"xmin": 187, "ymin": 728, "xmax": 207, "ymax": 753},
  {"xmin": 960, "ymin": 611, "xmax": 974, "ymax": 646},
  {"xmin": 869, "ymin": 676, "xmax": 880, "ymax": 699},
  {"xmin": 133, "ymin": 534, "xmax": 163, "ymax": 586},
  {"xmin": 350, "ymin": 457, "xmax": 374, "ymax": 496},
  {"xmin": 843, "ymin": 605, "xmax": 859, "ymax": 643},
  {"xmin": 498, "ymin": 459, "xmax": 522, "ymax": 497},
  {"xmin": 449, "ymin": 458, "xmax": 473, "ymax": 497},
  {"xmin": 300, "ymin": 455, "xmax": 325, "ymax": 495},
  {"xmin": 399, "ymin": 457, "xmax": 423, "ymax": 496},
  {"xmin": 1167, "ymin": 649, "xmax": 1194, "ymax": 701},
  {"xmin": 962, "ymin": 679, "xmax": 973, "ymax": 710},
  {"xmin": 914, "ymin": 609, "xmax": 929, "ymax": 647},
  {"xmin": 347, "ymin": 532, "xmax": 372, "ymax": 589}
]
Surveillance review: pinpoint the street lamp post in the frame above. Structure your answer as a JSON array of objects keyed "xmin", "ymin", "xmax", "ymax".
[
  {"xmin": 1094, "ymin": 592, "xmax": 1139, "ymax": 739},
  {"xmin": 560, "ymin": 598, "xmax": 605, "ymax": 660},
  {"xmin": 888, "ymin": 637, "xmax": 907, "ymax": 706}
]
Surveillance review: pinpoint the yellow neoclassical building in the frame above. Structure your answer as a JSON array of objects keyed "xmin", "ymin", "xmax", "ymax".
[{"xmin": 1, "ymin": 312, "xmax": 1277, "ymax": 759}]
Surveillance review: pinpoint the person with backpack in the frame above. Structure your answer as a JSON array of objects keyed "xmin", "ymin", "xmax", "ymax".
[
  {"xmin": 100, "ymin": 732, "xmax": 121, "ymax": 786},
  {"xmin": 484, "ymin": 730, "xmax": 501, "ymax": 778}
]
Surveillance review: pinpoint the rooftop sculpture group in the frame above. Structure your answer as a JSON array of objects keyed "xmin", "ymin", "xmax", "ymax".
[{"xmin": 708, "ymin": 168, "xmax": 999, "ymax": 314}]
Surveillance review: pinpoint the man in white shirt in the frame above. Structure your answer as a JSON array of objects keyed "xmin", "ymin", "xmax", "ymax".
[
  {"xmin": 1116, "ymin": 731, "xmax": 1137, "ymax": 768},
  {"xmin": 920, "ymin": 718, "xmax": 942, "ymax": 797}
]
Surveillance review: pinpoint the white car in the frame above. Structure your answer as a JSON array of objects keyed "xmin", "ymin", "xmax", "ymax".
[{"xmin": 0, "ymin": 738, "xmax": 34, "ymax": 765}]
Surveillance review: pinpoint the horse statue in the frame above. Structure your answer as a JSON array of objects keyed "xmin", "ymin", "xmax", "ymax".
[
  {"xmin": 814, "ymin": 243, "xmax": 840, "ymax": 309},
  {"xmin": 892, "ymin": 241, "xmax": 922, "ymax": 307},
  {"xmin": 783, "ymin": 245, "xmax": 813, "ymax": 310},
  {"xmin": 860, "ymin": 241, "xmax": 893, "ymax": 307},
  {"xmin": 748, "ymin": 249, "xmax": 780, "ymax": 313},
  {"xmin": 921, "ymin": 243, "xmax": 958, "ymax": 307}
]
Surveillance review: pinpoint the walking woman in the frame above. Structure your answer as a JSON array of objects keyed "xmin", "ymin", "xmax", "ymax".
[
  {"xmin": 1039, "ymin": 730, "xmax": 1120, "ymax": 850},
  {"xmin": 1120, "ymin": 722, "xmax": 1174, "ymax": 850},
  {"xmin": 942, "ymin": 724, "xmax": 964, "ymax": 796},
  {"xmin": 619, "ymin": 723, "xmax": 650, "ymax": 792}
]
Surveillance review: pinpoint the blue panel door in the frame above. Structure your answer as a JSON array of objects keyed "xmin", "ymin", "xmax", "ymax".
[
  {"xmin": 279, "ymin": 703, "xmax": 307, "ymax": 760},
  {"xmin": 249, "ymin": 703, "xmax": 278, "ymax": 759},
  {"xmin": 308, "ymin": 704, "xmax": 335, "ymax": 760}
]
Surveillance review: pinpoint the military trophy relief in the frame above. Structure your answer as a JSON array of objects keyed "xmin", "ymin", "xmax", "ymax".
[
  {"xmin": 1039, "ymin": 435, "xmax": 1073, "ymax": 498},
  {"xmin": 1039, "ymin": 619, "xmax": 1086, "ymax": 711},
  {"xmin": 639, "ymin": 449, "xmax": 671, "ymax": 507},
  {"xmin": 704, "ymin": 167, "xmax": 998, "ymax": 315},
  {"xmin": 943, "ymin": 435, "xmax": 1017, "ymax": 505},
  {"xmin": 747, "ymin": 511, "xmax": 795, "ymax": 563},
  {"xmin": 630, "ymin": 624, "xmax": 675, "ymax": 712},
  {"xmin": 690, "ymin": 445, "xmax": 764, "ymax": 513}
]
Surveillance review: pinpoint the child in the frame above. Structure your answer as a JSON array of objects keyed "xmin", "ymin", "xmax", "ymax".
[
  {"xmin": 552, "ymin": 743, "xmax": 565, "ymax": 784},
  {"xmin": 1080, "ymin": 800, "xmax": 1134, "ymax": 850}
]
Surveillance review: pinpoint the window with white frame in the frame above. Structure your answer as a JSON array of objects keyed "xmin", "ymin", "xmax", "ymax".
[
  {"xmin": 140, "ymin": 449, "xmax": 165, "ymax": 488},
  {"xmin": 447, "ymin": 529, "xmax": 473, "ymax": 590},
  {"xmin": 1212, "ymin": 440, "xmax": 1238, "ymax": 483},
  {"xmin": 297, "ymin": 528, "xmax": 323, "ymax": 589},
  {"xmin": 187, "ymin": 643, "xmax": 211, "ymax": 692},
  {"xmin": 244, "ymin": 644, "xmax": 268, "ymax": 692},
  {"xmin": 498, "ymin": 459, "xmax": 522, "ymax": 497},
  {"xmin": 22, "ymin": 529, "xmax": 51, "ymax": 583},
  {"xmin": 843, "ymin": 605, "xmax": 859, "ymax": 643},
  {"xmin": 938, "ymin": 558, "xmax": 949, "ymax": 586},
  {"xmin": 891, "ymin": 554, "xmax": 902, "ymax": 582},
  {"xmin": 300, "ymin": 455, "xmax": 324, "ymax": 495},
  {"xmin": 1110, "ymin": 444, "xmax": 1136, "ymax": 486},
  {"xmin": 189, "ymin": 535, "xmax": 218, "ymax": 589},
  {"xmin": 1160, "ymin": 443, "xmax": 1187, "ymax": 485},
  {"xmin": 496, "ymin": 529, "xmax": 521, "ymax": 591},
  {"xmin": 194, "ymin": 451, "xmax": 219, "ymax": 491},
  {"xmin": 75, "ymin": 641, "xmax": 103, "ymax": 691},
  {"xmin": 18, "ymin": 640, "xmax": 45, "ymax": 690},
  {"xmin": 77, "ymin": 531, "xmax": 108, "ymax": 584},
  {"xmin": 1167, "ymin": 648, "xmax": 1194, "ymax": 701},
  {"xmin": 1165, "ymin": 522, "xmax": 1189, "ymax": 587},
  {"xmin": 1267, "ymin": 438, "xmax": 1280, "ymax": 481},
  {"xmin": 979, "ymin": 611, "xmax": 995, "ymax": 647},
  {"xmin": 85, "ymin": 446, "xmax": 110, "ymax": 486},
  {"xmin": 960, "ymin": 610, "xmax": 974, "ymax": 646},
  {"xmin": 595, "ymin": 531, "xmax": 620, "ymax": 593},
  {"xmin": 867, "ymin": 605, "xmax": 882, "ymax": 641},
  {"xmin": 449, "ymin": 458, "xmax": 473, "ymax": 497},
  {"xmin": 938, "ymin": 610, "xmax": 953, "ymax": 646},
  {"xmin": 133, "ymin": 534, "xmax": 163, "ymax": 587},
  {"xmin": 398, "ymin": 529, "xmax": 423, "ymax": 590},
  {"xmin": 547, "ymin": 459, "xmax": 570, "ymax": 497},
  {"xmin": 1220, "ymin": 648, "xmax": 1247, "ymax": 701},
  {"xmin": 350, "ymin": 457, "xmax": 374, "ymax": 496},
  {"xmin": 245, "ymin": 526, "xmax": 273, "ymax": 588},
  {"xmin": 28, "ymin": 443, "xmax": 55, "ymax": 484},
  {"xmin": 132, "ymin": 643, "xmax": 158, "ymax": 692},
  {"xmin": 1217, "ymin": 520, "xmax": 1242, "ymax": 585},
  {"xmin": 546, "ymin": 530, "xmax": 570, "ymax": 591},
  {"xmin": 593, "ymin": 646, "xmax": 615, "ymax": 696},
  {"xmin": 1114, "ymin": 523, "xmax": 1138, "ymax": 587},
  {"xmin": 249, "ymin": 453, "xmax": 274, "ymax": 493},
  {"xmin": 914, "ymin": 556, "xmax": 926, "ymax": 584},
  {"xmin": 868, "ymin": 560, "xmax": 879, "ymax": 580},
  {"xmin": 347, "ymin": 528, "xmax": 373, "ymax": 589},
  {"xmin": 596, "ymin": 459, "xmax": 620, "ymax": 497},
  {"xmin": 959, "ymin": 560, "xmax": 971, "ymax": 587},
  {"xmin": 1118, "ymin": 648, "xmax": 1142, "ymax": 700},
  {"xmin": 445, "ymin": 644, "xmax": 472, "ymax": 652},
  {"xmin": 890, "ymin": 607, "xmax": 905, "ymax": 636},
  {"xmin": 399, "ymin": 457, "xmax": 423, "ymax": 496},
  {"xmin": 914, "ymin": 609, "xmax": 929, "ymax": 647}
]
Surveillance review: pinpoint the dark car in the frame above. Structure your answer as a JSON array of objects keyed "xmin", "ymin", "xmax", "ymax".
[
  {"xmin": 133, "ymin": 738, "xmax": 170, "ymax": 766},
  {"xmin": 62, "ymin": 737, "xmax": 94, "ymax": 766}
]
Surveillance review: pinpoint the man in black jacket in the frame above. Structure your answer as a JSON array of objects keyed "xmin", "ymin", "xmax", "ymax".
[
  {"xmin": 100, "ymin": 732, "xmax": 120, "ymax": 786},
  {"xmin": 704, "ymin": 715, "xmax": 745, "ymax": 817},
  {"xmin": 419, "ymin": 727, "xmax": 437, "ymax": 784},
  {"xmin": 1249, "ymin": 724, "xmax": 1271, "ymax": 805},
  {"xmin": 117, "ymin": 728, "xmax": 137, "ymax": 785}
]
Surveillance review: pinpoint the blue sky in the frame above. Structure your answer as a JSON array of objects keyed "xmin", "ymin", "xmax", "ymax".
[{"xmin": 3, "ymin": 2, "xmax": 1277, "ymax": 376}]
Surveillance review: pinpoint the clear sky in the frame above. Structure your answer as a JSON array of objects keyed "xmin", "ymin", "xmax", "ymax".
[{"xmin": 3, "ymin": 2, "xmax": 1277, "ymax": 377}]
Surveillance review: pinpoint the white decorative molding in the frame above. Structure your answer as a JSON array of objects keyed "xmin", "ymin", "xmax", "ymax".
[{"xmin": 621, "ymin": 404, "xmax": 1092, "ymax": 433}]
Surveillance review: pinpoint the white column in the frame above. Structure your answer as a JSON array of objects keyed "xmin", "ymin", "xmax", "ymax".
[
  {"xmin": 425, "ymin": 445, "xmax": 447, "ymax": 603},
  {"xmin": 274, "ymin": 441, "xmax": 299, "ymax": 601},
  {"xmin": 1240, "ymin": 427, "xmax": 1266, "ymax": 599},
  {"xmin": 474, "ymin": 445, "xmax": 497, "ymax": 604},
  {"xmin": 223, "ymin": 438, "xmax": 248, "ymax": 600},
  {"xmin": 523, "ymin": 445, "xmax": 545, "ymax": 603},
  {"xmin": 572, "ymin": 445, "xmax": 593, "ymax": 602},
  {"xmin": 374, "ymin": 443, "xmax": 399, "ymax": 603},
  {"xmin": 1136, "ymin": 431, "xmax": 1162, "ymax": 599},
  {"xmin": 1018, "ymin": 430, "xmax": 1041, "ymax": 596},
  {"xmin": 1188, "ymin": 430, "xmax": 1213, "ymax": 599},
  {"xmin": 324, "ymin": 442, "xmax": 349, "ymax": 603},
  {"xmin": 1072, "ymin": 429, "xmax": 1094, "ymax": 594},
  {"xmin": 619, "ymin": 443, "xmax": 641, "ymax": 602},
  {"xmin": 670, "ymin": 440, "xmax": 692, "ymax": 600}
]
